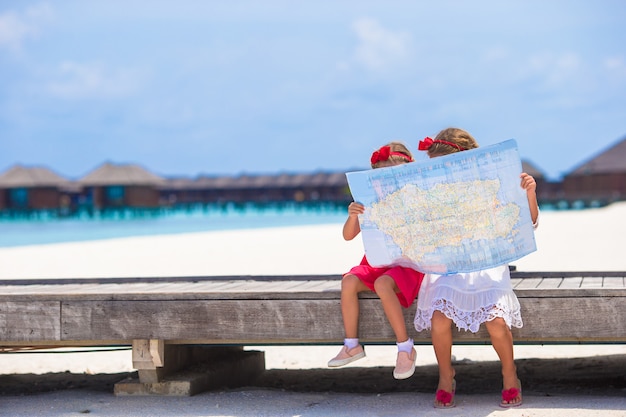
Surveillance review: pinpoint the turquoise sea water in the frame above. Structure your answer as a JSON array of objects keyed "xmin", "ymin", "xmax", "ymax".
[
  {"xmin": 0, "ymin": 202, "xmax": 579, "ymax": 249},
  {"xmin": 0, "ymin": 204, "xmax": 347, "ymax": 248}
]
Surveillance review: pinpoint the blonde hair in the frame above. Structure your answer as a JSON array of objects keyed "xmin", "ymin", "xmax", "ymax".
[
  {"xmin": 371, "ymin": 141, "xmax": 414, "ymax": 169},
  {"xmin": 427, "ymin": 128, "xmax": 479, "ymax": 157}
]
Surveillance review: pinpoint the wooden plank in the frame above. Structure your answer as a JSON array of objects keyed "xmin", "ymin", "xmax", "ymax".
[
  {"xmin": 57, "ymin": 283, "xmax": 108, "ymax": 294},
  {"xmin": 281, "ymin": 280, "xmax": 340, "ymax": 292},
  {"xmin": 160, "ymin": 282, "xmax": 213, "ymax": 292},
  {"xmin": 292, "ymin": 281, "xmax": 341, "ymax": 293},
  {"xmin": 235, "ymin": 281, "xmax": 298, "ymax": 292},
  {"xmin": 580, "ymin": 276, "xmax": 604, "ymax": 288},
  {"xmin": 0, "ymin": 284, "xmax": 53, "ymax": 294},
  {"xmin": 513, "ymin": 277, "xmax": 542, "ymax": 289},
  {"xmin": 0, "ymin": 282, "xmax": 155, "ymax": 296},
  {"xmin": 515, "ymin": 297, "xmax": 626, "ymax": 342},
  {"xmin": 169, "ymin": 280, "xmax": 237, "ymax": 291},
  {"xmin": 61, "ymin": 299, "xmax": 346, "ymax": 342},
  {"xmin": 135, "ymin": 283, "xmax": 189, "ymax": 293},
  {"xmin": 59, "ymin": 298, "xmax": 469, "ymax": 344},
  {"xmin": 603, "ymin": 276, "xmax": 625, "ymax": 288},
  {"xmin": 101, "ymin": 281, "xmax": 238, "ymax": 294},
  {"xmin": 514, "ymin": 287, "xmax": 626, "ymax": 298},
  {"xmin": 280, "ymin": 280, "xmax": 324, "ymax": 291},
  {"xmin": 0, "ymin": 301, "xmax": 61, "ymax": 342},
  {"xmin": 59, "ymin": 294, "xmax": 626, "ymax": 344},
  {"xmin": 511, "ymin": 271, "xmax": 626, "ymax": 279},
  {"xmin": 535, "ymin": 278, "xmax": 563, "ymax": 289},
  {"xmin": 559, "ymin": 276, "xmax": 583, "ymax": 289},
  {"xmin": 204, "ymin": 280, "xmax": 260, "ymax": 292}
]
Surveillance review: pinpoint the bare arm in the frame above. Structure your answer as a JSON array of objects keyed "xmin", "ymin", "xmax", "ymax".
[
  {"xmin": 343, "ymin": 202, "xmax": 364, "ymax": 241},
  {"xmin": 520, "ymin": 173, "xmax": 539, "ymax": 226}
]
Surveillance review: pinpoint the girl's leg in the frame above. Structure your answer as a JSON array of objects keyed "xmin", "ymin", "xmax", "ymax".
[
  {"xmin": 341, "ymin": 274, "xmax": 369, "ymax": 338},
  {"xmin": 328, "ymin": 274, "xmax": 370, "ymax": 367},
  {"xmin": 374, "ymin": 275, "xmax": 415, "ymax": 379},
  {"xmin": 431, "ymin": 311, "xmax": 455, "ymax": 406},
  {"xmin": 485, "ymin": 318, "xmax": 521, "ymax": 405},
  {"xmin": 373, "ymin": 275, "xmax": 408, "ymax": 342}
]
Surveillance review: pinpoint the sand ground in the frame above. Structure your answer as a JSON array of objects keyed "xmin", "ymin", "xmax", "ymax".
[{"xmin": 0, "ymin": 345, "xmax": 625, "ymax": 416}]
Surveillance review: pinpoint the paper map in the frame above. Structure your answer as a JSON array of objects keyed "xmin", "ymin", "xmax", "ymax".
[{"xmin": 345, "ymin": 139, "xmax": 537, "ymax": 274}]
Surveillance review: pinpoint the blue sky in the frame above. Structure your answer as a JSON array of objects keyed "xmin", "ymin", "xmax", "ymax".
[{"xmin": 1, "ymin": 1, "xmax": 625, "ymax": 181}]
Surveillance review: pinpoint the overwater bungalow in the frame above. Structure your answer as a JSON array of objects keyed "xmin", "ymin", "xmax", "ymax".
[
  {"xmin": 225, "ymin": 172, "xmax": 349, "ymax": 203},
  {"xmin": 0, "ymin": 165, "xmax": 72, "ymax": 212},
  {"xmin": 78, "ymin": 162, "xmax": 166, "ymax": 210},
  {"xmin": 561, "ymin": 136, "xmax": 626, "ymax": 207},
  {"xmin": 5, "ymin": 136, "xmax": 625, "ymax": 217},
  {"xmin": 302, "ymin": 171, "xmax": 351, "ymax": 202},
  {"xmin": 160, "ymin": 171, "xmax": 352, "ymax": 207},
  {"xmin": 159, "ymin": 177, "xmax": 199, "ymax": 206}
]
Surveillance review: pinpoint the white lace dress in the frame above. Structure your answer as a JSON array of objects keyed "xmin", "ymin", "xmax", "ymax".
[{"xmin": 413, "ymin": 265, "xmax": 523, "ymax": 332}]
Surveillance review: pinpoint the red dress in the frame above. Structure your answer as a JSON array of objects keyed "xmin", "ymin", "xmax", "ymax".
[{"xmin": 345, "ymin": 256, "xmax": 424, "ymax": 308}]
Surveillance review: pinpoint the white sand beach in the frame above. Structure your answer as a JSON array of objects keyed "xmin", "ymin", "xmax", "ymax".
[
  {"xmin": 0, "ymin": 203, "xmax": 625, "ymax": 416},
  {"xmin": 1, "ymin": 201, "xmax": 626, "ymax": 280}
]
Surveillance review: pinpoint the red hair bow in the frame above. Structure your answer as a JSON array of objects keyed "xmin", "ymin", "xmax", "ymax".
[
  {"xmin": 371, "ymin": 146, "xmax": 392, "ymax": 164},
  {"xmin": 418, "ymin": 137, "xmax": 434, "ymax": 151},
  {"xmin": 370, "ymin": 146, "xmax": 412, "ymax": 164},
  {"xmin": 418, "ymin": 137, "xmax": 466, "ymax": 152}
]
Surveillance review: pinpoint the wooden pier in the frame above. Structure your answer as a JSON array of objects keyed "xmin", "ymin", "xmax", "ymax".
[{"xmin": 1, "ymin": 271, "xmax": 625, "ymax": 395}]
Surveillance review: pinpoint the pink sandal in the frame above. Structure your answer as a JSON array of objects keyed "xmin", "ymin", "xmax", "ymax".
[
  {"xmin": 500, "ymin": 379, "xmax": 523, "ymax": 408},
  {"xmin": 434, "ymin": 379, "xmax": 456, "ymax": 408}
]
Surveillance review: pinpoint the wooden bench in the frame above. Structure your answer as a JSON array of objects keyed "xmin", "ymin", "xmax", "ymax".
[{"xmin": 1, "ymin": 271, "xmax": 624, "ymax": 395}]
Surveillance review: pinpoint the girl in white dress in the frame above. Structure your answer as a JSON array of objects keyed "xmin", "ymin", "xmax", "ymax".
[{"xmin": 413, "ymin": 127, "xmax": 539, "ymax": 409}]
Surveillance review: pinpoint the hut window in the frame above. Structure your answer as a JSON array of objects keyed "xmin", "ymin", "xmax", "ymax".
[
  {"xmin": 9, "ymin": 188, "xmax": 28, "ymax": 209},
  {"xmin": 105, "ymin": 186, "xmax": 125, "ymax": 204}
]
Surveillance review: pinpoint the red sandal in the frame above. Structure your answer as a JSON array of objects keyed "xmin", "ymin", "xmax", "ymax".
[
  {"xmin": 434, "ymin": 379, "xmax": 456, "ymax": 408},
  {"xmin": 500, "ymin": 379, "xmax": 523, "ymax": 408}
]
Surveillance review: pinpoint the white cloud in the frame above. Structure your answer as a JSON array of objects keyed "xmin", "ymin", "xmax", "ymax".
[
  {"xmin": 604, "ymin": 56, "xmax": 623, "ymax": 70},
  {"xmin": 0, "ymin": 3, "xmax": 52, "ymax": 52},
  {"xmin": 46, "ymin": 61, "xmax": 145, "ymax": 100},
  {"xmin": 346, "ymin": 17, "xmax": 411, "ymax": 73},
  {"xmin": 545, "ymin": 53, "xmax": 583, "ymax": 88},
  {"xmin": 604, "ymin": 56, "xmax": 626, "ymax": 78},
  {"xmin": 0, "ymin": 12, "xmax": 36, "ymax": 51},
  {"xmin": 511, "ymin": 52, "xmax": 585, "ymax": 91},
  {"xmin": 509, "ymin": 50, "xmax": 626, "ymax": 109},
  {"xmin": 482, "ymin": 46, "xmax": 511, "ymax": 63}
]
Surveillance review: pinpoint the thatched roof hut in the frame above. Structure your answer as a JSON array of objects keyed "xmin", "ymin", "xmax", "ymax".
[
  {"xmin": 562, "ymin": 136, "xmax": 626, "ymax": 204},
  {"xmin": 78, "ymin": 162, "xmax": 166, "ymax": 209},
  {"xmin": 79, "ymin": 162, "xmax": 166, "ymax": 186},
  {"xmin": 158, "ymin": 170, "xmax": 351, "ymax": 205},
  {"xmin": 0, "ymin": 165, "xmax": 71, "ymax": 210},
  {"xmin": 568, "ymin": 137, "xmax": 626, "ymax": 175},
  {"xmin": 0, "ymin": 164, "xmax": 70, "ymax": 188}
]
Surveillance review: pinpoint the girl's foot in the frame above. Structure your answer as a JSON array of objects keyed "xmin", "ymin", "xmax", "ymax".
[
  {"xmin": 393, "ymin": 348, "xmax": 416, "ymax": 379},
  {"xmin": 327, "ymin": 344, "xmax": 365, "ymax": 367},
  {"xmin": 500, "ymin": 378, "xmax": 523, "ymax": 408},
  {"xmin": 434, "ymin": 379, "xmax": 456, "ymax": 408},
  {"xmin": 434, "ymin": 371, "xmax": 456, "ymax": 408}
]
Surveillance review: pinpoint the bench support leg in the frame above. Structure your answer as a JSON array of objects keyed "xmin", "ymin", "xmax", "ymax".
[{"xmin": 114, "ymin": 340, "xmax": 265, "ymax": 396}]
